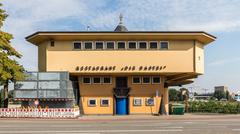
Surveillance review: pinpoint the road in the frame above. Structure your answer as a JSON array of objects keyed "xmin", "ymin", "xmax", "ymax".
[{"xmin": 1, "ymin": 115, "xmax": 240, "ymax": 134}]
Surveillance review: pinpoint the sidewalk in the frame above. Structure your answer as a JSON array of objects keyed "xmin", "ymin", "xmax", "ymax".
[
  {"xmin": 78, "ymin": 113, "xmax": 240, "ymax": 121},
  {"xmin": 1, "ymin": 113, "xmax": 240, "ymax": 121}
]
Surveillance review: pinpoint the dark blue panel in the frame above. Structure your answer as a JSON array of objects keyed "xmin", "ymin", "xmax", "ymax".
[{"xmin": 116, "ymin": 98, "xmax": 128, "ymax": 115}]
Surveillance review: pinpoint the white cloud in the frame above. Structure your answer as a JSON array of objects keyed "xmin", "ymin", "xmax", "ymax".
[{"xmin": 208, "ymin": 57, "xmax": 240, "ymax": 66}]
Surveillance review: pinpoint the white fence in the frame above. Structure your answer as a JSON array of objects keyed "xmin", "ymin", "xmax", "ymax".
[{"xmin": 0, "ymin": 108, "xmax": 80, "ymax": 118}]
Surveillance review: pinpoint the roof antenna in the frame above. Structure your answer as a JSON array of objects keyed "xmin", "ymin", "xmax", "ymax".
[{"xmin": 87, "ymin": 26, "xmax": 90, "ymax": 31}]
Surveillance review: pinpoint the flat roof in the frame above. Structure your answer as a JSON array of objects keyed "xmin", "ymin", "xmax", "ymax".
[{"xmin": 26, "ymin": 31, "xmax": 216, "ymax": 45}]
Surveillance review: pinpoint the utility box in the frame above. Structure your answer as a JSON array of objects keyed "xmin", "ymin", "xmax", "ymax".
[{"xmin": 169, "ymin": 103, "xmax": 185, "ymax": 115}]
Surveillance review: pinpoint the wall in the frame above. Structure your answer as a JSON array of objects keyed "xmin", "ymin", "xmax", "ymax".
[
  {"xmin": 195, "ymin": 41, "xmax": 204, "ymax": 74},
  {"xmin": 79, "ymin": 77, "xmax": 115, "ymax": 115},
  {"xmin": 38, "ymin": 41, "xmax": 47, "ymax": 72},
  {"xmin": 43, "ymin": 40, "xmax": 196, "ymax": 74},
  {"xmin": 128, "ymin": 76, "xmax": 165, "ymax": 114},
  {"xmin": 78, "ymin": 75, "xmax": 168, "ymax": 115}
]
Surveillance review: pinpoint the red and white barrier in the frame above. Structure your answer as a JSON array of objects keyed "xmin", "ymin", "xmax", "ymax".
[{"xmin": 0, "ymin": 108, "xmax": 80, "ymax": 118}]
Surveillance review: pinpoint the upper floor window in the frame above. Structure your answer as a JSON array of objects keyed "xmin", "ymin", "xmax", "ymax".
[
  {"xmin": 152, "ymin": 76, "xmax": 161, "ymax": 84},
  {"xmin": 106, "ymin": 41, "xmax": 115, "ymax": 50},
  {"xmin": 149, "ymin": 41, "xmax": 158, "ymax": 49},
  {"xmin": 117, "ymin": 41, "xmax": 126, "ymax": 49},
  {"xmin": 95, "ymin": 41, "xmax": 104, "ymax": 50},
  {"xmin": 73, "ymin": 42, "xmax": 82, "ymax": 49},
  {"xmin": 139, "ymin": 42, "xmax": 147, "ymax": 49},
  {"xmin": 142, "ymin": 76, "xmax": 151, "ymax": 84},
  {"xmin": 160, "ymin": 41, "xmax": 169, "ymax": 50},
  {"xmin": 83, "ymin": 77, "xmax": 91, "ymax": 84},
  {"xmin": 50, "ymin": 40, "xmax": 55, "ymax": 47},
  {"xmin": 103, "ymin": 77, "xmax": 112, "ymax": 84},
  {"xmin": 128, "ymin": 41, "xmax": 137, "ymax": 49},
  {"xmin": 132, "ymin": 77, "xmax": 141, "ymax": 84},
  {"xmin": 84, "ymin": 42, "xmax": 93, "ymax": 50},
  {"xmin": 93, "ymin": 77, "xmax": 101, "ymax": 84}
]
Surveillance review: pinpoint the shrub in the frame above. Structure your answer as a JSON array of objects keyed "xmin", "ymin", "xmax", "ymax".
[{"xmin": 188, "ymin": 101, "xmax": 240, "ymax": 114}]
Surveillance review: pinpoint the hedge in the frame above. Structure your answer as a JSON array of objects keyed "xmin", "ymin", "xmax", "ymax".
[{"xmin": 188, "ymin": 101, "xmax": 240, "ymax": 114}]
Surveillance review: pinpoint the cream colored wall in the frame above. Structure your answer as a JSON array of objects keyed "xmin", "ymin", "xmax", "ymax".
[
  {"xmin": 79, "ymin": 77, "xmax": 115, "ymax": 115},
  {"xmin": 78, "ymin": 75, "xmax": 168, "ymax": 115},
  {"xmin": 44, "ymin": 40, "xmax": 196, "ymax": 73},
  {"xmin": 128, "ymin": 76, "xmax": 164, "ymax": 114},
  {"xmin": 195, "ymin": 41, "xmax": 204, "ymax": 74}
]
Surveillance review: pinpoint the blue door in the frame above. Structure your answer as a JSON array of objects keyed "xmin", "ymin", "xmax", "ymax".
[{"xmin": 116, "ymin": 98, "xmax": 128, "ymax": 115}]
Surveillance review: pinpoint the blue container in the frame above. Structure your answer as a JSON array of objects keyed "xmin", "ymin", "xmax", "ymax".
[{"xmin": 116, "ymin": 98, "xmax": 128, "ymax": 115}]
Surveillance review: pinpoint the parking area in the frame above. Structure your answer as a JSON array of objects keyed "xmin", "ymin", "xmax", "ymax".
[{"xmin": 1, "ymin": 114, "xmax": 240, "ymax": 134}]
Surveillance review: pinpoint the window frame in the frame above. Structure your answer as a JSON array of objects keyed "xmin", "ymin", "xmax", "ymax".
[
  {"xmin": 132, "ymin": 76, "xmax": 141, "ymax": 84},
  {"xmin": 145, "ymin": 98, "xmax": 155, "ymax": 106},
  {"xmin": 138, "ymin": 41, "xmax": 148, "ymax": 49},
  {"xmin": 152, "ymin": 76, "xmax": 161, "ymax": 84},
  {"xmin": 92, "ymin": 77, "xmax": 101, "ymax": 84},
  {"xmin": 102, "ymin": 77, "xmax": 112, "ymax": 84},
  {"xmin": 142, "ymin": 76, "xmax": 151, "ymax": 84},
  {"xmin": 82, "ymin": 77, "xmax": 91, "ymax": 84},
  {"xmin": 128, "ymin": 41, "xmax": 137, "ymax": 49},
  {"xmin": 100, "ymin": 98, "xmax": 110, "ymax": 107},
  {"xmin": 95, "ymin": 41, "xmax": 104, "ymax": 50},
  {"xmin": 160, "ymin": 41, "xmax": 169, "ymax": 50},
  {"xmin": 84, "ymin": 41, "xmax": 93, "ymax": 50},
  {"xmin": 149, "ymin": 41, "xmax": 158, "ymax": 50},
  {"xmin": 117, "ymin": 41, "xmax": 126, "ymax": 50},
  {"xmin": 133, "ymin": 98, "xmax": 142, "ymax": 106},
  {"xmin": 88, "ymin": 99, "xmax": 97, "ymax": 107},
  {"xmin": 73, "ymin": 41, "xmax": 82, "ymax": 50},
  {"xmin": 106, "ymin": 41, "xmax": 115, "ymax": 50}
]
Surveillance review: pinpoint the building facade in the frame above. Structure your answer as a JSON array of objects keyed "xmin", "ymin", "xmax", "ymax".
[
  {"xmin": 214, "ymin": 86, "xmax": 229, "ymax": 93},
  {"xmin": 24, "ymin": 17, "xmax": 215, "ymax": 115}
]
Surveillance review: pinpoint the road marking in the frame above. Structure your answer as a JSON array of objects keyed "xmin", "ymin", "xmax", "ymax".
[
  {"xmin": 0, "ymin": 123, "xmax": 175, "ymax": 128},
  {"xmin": 0, "ymin": 129, "xmax": 183, "ymax": 133}
]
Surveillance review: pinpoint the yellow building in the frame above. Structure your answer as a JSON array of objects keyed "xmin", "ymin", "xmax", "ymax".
[{"xmin": 25, "ymin": 16, "xmax": 215, "ymax": 115}]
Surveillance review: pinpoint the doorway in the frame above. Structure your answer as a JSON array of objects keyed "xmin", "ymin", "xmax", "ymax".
[{"xmin": 115, "ymin": 77, "xmax": 128, "ymax": 115}]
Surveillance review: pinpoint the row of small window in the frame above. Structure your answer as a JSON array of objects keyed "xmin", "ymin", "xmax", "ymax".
[
  {"xmin": 88, "ymin": 99, "xmax": 110, "ymax": 107},
  {"xmin": 132, "ymin": 76, "xmax": 161, "ymax": 84},
  {"xmin": 88, "ymin": 98, "xmax": 155, "ymax": 107},
  {"xmin": 133, "ymin": 98, "xmax": 155, "ymax": 106},
  {"xmin": 82, "ymin": 77, "xmax": 112, "ymax": 84},
  {"xmin": 82, "ymin": 76, "xmax": 161, "ymax": 84},
  {"xmin": 73, "ymin": 41, "xmax": 169, "ymax": 50}
]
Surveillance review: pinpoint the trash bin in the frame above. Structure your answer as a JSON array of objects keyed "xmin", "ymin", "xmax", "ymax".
[{"xmin": 169, "ymin": 103, "xmax": 185, "ymax": 115}]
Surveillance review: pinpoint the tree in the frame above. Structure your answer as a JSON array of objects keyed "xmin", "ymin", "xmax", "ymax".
[
  {"xmin": 0, "ymin": 3, "xmax": 25, "ymax": 108},
  {"xmin": 179, "ymin": 88, "xmax": 189, "ymax": 101},
  {"xmin": 179, "ymin": 88, "xmax": 189, "ymax": 112},
  {"xmin": 169, "ymin": 88, "xmax": 180, "ymax": 101},
  {"xmin": 213, "ymin": 90, "xmax": 226, "ymax": 101}
]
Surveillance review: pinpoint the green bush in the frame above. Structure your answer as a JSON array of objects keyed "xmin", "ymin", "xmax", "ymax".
[{"xmin": 188, "ymin": 101, "xmax": 240, "ymax": 114}]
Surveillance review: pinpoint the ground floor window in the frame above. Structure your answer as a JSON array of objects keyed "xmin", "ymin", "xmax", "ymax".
[
  {"xmin": 146, "ymin": 98, "xmax": 154, "ymax": 106},
  {"xmin": 133, "ymin": 98, "xmax": 142, "ymax": 106},
  {"xmin": 100, "ymin": 99, "xmax": 110, "ymax": 107},
  {"xmin": 88, "ymin": 99, "xmax": 97, "ymax": 107}
]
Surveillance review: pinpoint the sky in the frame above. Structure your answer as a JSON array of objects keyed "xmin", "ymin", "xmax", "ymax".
[{"xmin": 1, "ymin": 0, "xmax": 240, "ymax": 93}]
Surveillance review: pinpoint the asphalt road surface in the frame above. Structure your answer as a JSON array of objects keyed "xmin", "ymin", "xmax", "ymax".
[{"xmin": 1, "ymin": 115, "xmax": 240, "ymax": 134}]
